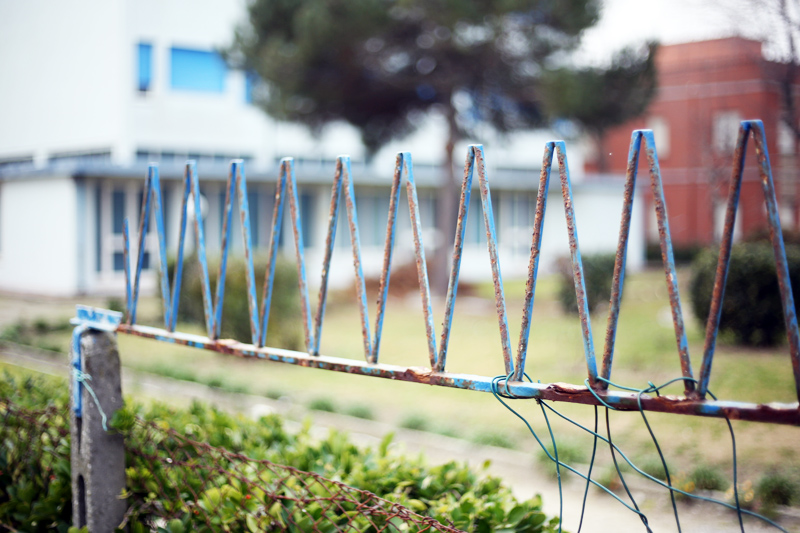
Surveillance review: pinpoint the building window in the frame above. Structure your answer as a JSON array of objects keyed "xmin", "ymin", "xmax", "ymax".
[
  {"xmin": 112, "ymin": 190, "xmax": 126, "ymax": 235},
  {"xmin": 138, "ymin": 43, "xmax": 153, "ymax": 92},
  {"xmin": 713, "ymin": 111, "xmax": 742, "ymax": 154},
  {"xmin": 245, "ymin": 70, "xmax": 259, "ymax": 103},
  {"xmin": 248, "ymin": 191, "xmax": 260, "ymax": 248},
  {"xmin": 778, "ymin": 121, "xmax": 796, "ymax": 155},
  {"xmin": 300, "ymin": 192, "xmax": 315, "ymax": 248},
  {"xmin": 170, "ymin": 47, "xmax": 227, "ymax": 92},
  {"xmin": 647, "ymin": 116, "xmax": 670, "ymax": 158}
]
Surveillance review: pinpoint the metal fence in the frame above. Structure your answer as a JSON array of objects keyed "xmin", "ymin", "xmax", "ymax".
[
  {"xmin": 64, "ymin": 118, "xmax": 800, "ymax": 532},
  {"xmin": 77, "ymin": 119, "xmax": 800, "ymax": 426}
]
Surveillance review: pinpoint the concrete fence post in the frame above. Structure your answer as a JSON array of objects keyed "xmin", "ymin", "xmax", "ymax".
[{"xmin": 70, "ymin": 329, "xmax": 127, "ymax": 531}]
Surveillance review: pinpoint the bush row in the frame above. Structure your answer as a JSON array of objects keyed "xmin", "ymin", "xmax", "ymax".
[{"xmin": 0, "ymin": 370, "xmax": 559, "ymax": 532}]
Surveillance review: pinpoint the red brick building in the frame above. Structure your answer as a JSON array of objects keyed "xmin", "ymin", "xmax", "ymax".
[{"xmin": 588, "ymin": 37, "xmax": 800, "ymax": 248}]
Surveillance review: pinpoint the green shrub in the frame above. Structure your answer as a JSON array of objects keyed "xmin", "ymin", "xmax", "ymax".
[
  {"xmin": 638, "ymin": 456, "xmax": 673, "ymax": 482},
  {"xmin": 690, "ymin": 243, "xmax": 800, "ymax": 346},
  {"xmin": 471, "ymin": 431, "xmax": 517, "ymax": 449},
  {"xmin": 308, "ymin": 396, "xmax": 337, "ymax": 412},
  {"xmin": 646, "ymin": 242, "xmax": 703, "ymax": 264},
  {"xmin": 168, "ymin": 254, "xmax": 303, "ymax": 349},
  {"xmin": 689, "ymin": 464, "xmax": 728, "ymax": 492},
  {"xmin": 557, "ymin": 253, "xmax": 617, "ymax": 314},
  {"xmin": 756, "ymin": 471, "xmax": 798, "ymax": 508},
  {"xmin": 0, "ymin": 371, "xmax": 560, "ymax": 532},
  {"xmin": 344, "ymin": 404, "xmax": 375, "ymax": 420},
  {"xmin": 399, "ymin": 413, "xmax": 429, "ymax": 431},
  {"xmin": 0, "ymin": 372, "xmax": 72, "ymax": 532}
]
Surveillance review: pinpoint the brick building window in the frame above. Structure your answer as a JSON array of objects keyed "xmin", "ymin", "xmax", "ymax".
[
  {"xmin": 713, "ymin": 111, "xmax": 742, "ymax": 153},
  {"xmin": 647, "ymin": 116, "xmax": 670, "ymax": 158}
]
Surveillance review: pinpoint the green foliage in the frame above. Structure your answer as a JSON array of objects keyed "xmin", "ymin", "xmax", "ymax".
[
  {"xmin": 690, "ymin": 243, "xmax": 800, "ymax": 346},
  {"xmin": 169, "ymin": 254, "xmax": 302, "ymax": 349},
  {"xmin": 1, "ymin": 371, "xmax": 560, "ymax": 532},
  {"xmin": 557, "ymin": 253, "xmax": 617, "ymax": 314},
  {"xmin": 399, "ymin": 413, "xmax": 429, "ymax": 431},
  {"xmin": 756, "ymin": 471, "xmax": 798, "ymax": 508},
  {"xmin": 230, "ymin": 0, "xmax": 601, "ymax": 154},
  {"xmin": 471, "ymin": 431, "xmax": 517, "ymax": 450},
  {"xmin": 645, "ymin": 242, "xmax": 702, "ymax": 265},
  {"xmin": 689, "ymin": 464, "xmax": 728, "ymax": 492},
  {"xmin": 344, "ymin": 404, "xmax": 375, "ymax": 420},
  {"xmin": 0, "ymin": 372, "xmax": 72, "ymax": 532},
  {"xmin": 0, "ymin": 318, "xmax": 71, "ymax": 352},
  {"xmin": 308, "ymin": 396, "xmax": 337, "ymax": 413},
  {"xmin": 638, "ymin": 456, "xmax": 673, "ymax": 482}
]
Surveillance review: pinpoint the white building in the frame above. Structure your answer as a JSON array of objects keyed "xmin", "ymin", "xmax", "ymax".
[{"xmin": 0, "ymin": 0, "xmax": 644, "ymax": 297}]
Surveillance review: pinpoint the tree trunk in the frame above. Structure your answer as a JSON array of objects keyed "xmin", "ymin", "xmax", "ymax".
[{"xmin": 433, "ymin": 105, "xmax": 460, "ymax": 294}]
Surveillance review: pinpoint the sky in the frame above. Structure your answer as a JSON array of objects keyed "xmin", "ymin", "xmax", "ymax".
[{"xmin": 574, "ymin": 0, "xmax": 775, "ymax": 65}]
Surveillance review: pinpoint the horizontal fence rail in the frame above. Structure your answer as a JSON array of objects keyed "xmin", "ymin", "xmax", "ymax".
[{"xmin": 76, "ymin": 119, "xmax": 800, "ymax": 426}]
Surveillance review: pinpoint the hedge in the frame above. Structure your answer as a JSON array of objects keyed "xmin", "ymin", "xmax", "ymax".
[
  {"xmin": 0, "ymin": 370, "xmax": 559, "ymax": 532},
  {"xmin": 690, "ymin": 242, "xmax": 800, "ymax": 347}
]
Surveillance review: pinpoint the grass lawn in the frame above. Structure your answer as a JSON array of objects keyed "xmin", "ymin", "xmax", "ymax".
[{"xmin": 15, "ymin": 267, "xmax": 800, "ymax": 485}]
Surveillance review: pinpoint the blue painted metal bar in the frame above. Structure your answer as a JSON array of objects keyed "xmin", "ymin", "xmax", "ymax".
[
  {"xmin": 115, "ymin": 322, "xmax": 800, "ymax": 426},
  {"xmin": 370, "ymin": 154, "xmax": 404, "ymax": 362},
  {"xmin": 699, "ymin": 121, "xmax": 800, "ymax": 401},
  {"xmin": 259, "ymin": 159, "xmax": 288, "ymax": 347},
  {"xmin": 212, "ymin": 164, "xmax": 237, "ymax": 339},
  {"xmin": 438, "ymin": 149, "xmax": 475, "ymax": 371},
  {"xmin": 340, "ymin": 157, "xmax": 374, "ymax": 361},
  {"xmin": 473, "ymin": 146, "xmax": 514, "ymax": 376},
  {"xmin": 282, "ymin": 159, "xmax": 315, "ymax": 354},
  {"xmin": 402, "ymin": 154, "xmax": 438, "ymax": 369},
  {"xmin": 168, "ymin": 167, "xmax": 192, "ymax": 332},
  {"xmin": 641, "ymin": 131, "xmax": 694, "ymax": 394},
  {"xmin": 129, "ymin": 166, "xmax": 154, "ymax": 325},
  {"xmin": 554, "ymin": 142, "xmax": 598, "ymax": 386},
  {"xmin": 698, "ymin": 125, "xmax": 748, "ymax": 397},
  {"xmin": 189, "ymin": 161, "xmax": 215, "ymax": 338},
  {"xmin": 601, "ymin": 132, "xmax": 643, "ymax": 386},
  {"xmin": 233, "ymin": 161, "xmax": 261, "ymax": 346},
  {"xmin": 150, "ymin": 168, "xmax": 171, "ymax": 329},
  {"xmin": 514, "ymin": 143, "xmax": 554, "ymax": 381},
  {"xmin": 750, "ymin": 121, "xmax": 800, "ymax": 403},
  {"xmin": 310, "ymin": 158, "xmax": 344, "ymax": 355}
]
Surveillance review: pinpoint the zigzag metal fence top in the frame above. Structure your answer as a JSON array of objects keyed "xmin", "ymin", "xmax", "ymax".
[{"xmin": 89, "ymin": 119, "xmax": 799, "ymax": 426}]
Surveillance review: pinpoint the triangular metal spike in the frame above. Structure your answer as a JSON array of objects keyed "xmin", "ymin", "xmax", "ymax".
[{"xmin": 601, "ymin": 130, "xmax": 693, "ymax": 395}]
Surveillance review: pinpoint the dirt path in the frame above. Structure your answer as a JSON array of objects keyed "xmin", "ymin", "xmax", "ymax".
[{"xmin": 2, "ymin": 344, "xmax": 796, "ymax": 533}]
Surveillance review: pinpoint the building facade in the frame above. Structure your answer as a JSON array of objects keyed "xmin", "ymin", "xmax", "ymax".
[
  {"xmin": 587, "ymin": 37, "xmax": 800, "ymax": 249},
  {"xmin": 0, "ymin": 0, "xmax": 643, "ymax": 297}
]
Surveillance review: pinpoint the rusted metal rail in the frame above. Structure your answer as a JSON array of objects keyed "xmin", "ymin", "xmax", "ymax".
[{"xmin": 74, "ymin": 120, "xmax": 800, "ymax": 426}]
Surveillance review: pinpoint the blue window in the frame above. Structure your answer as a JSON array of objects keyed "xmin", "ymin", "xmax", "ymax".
[
  {"xmin": 112, "ymin": 190, "xmax": 125, "ymax": 235},
  {"xmin": 116, "ymin": 251, "xmax": 148, "ymax": 272},
  {"xmin": 170, "ymin": 47, "xmax": 227, "ymax": 92},
  {"xmin": 138, "ymin": 43, "xmax": 153, "ymax": 92},
  {"xmin": 248, "ymin": 191, "xmax": 260, "ymax": 247},
  {"xmin": 300, "ymin": 192, "xmax": 314, "ymax": 248},
  {"xmin": 245, "ymin": 70, "xmax": 259, "ymax": 103}
]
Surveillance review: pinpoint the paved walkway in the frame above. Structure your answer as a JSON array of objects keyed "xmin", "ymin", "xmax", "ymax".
[{"xmin": 2, "ymin": 340, "xmax": 796, "ymax": 533}]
